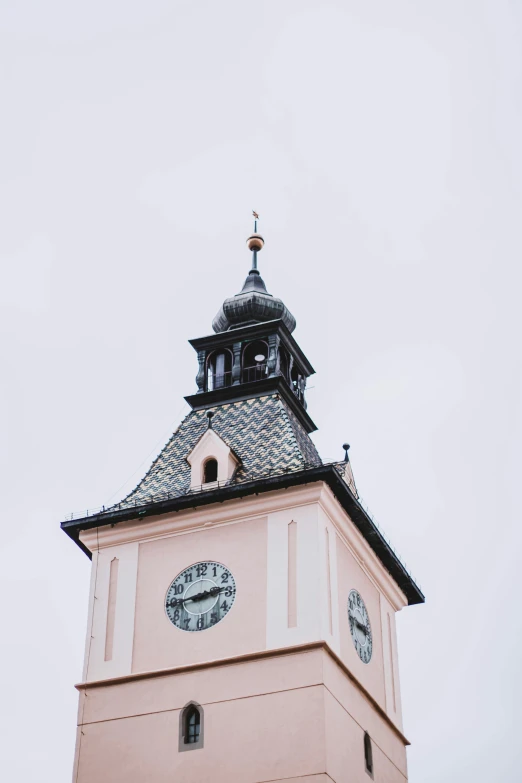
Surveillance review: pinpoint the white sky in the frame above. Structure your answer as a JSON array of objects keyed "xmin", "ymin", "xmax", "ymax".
[{"xmin": 1, "ymin": 1, "xmax": 521, "ymax": 780}]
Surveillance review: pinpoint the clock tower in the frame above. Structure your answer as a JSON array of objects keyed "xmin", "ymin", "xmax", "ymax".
[{"xmin": 62, "ymin": 224, "xmax": 424, "ymax": 783}]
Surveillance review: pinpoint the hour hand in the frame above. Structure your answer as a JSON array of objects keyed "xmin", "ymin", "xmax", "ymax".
[{"xmin": 349, "ymin": 614, "xmax": 367, "ymax": 634}]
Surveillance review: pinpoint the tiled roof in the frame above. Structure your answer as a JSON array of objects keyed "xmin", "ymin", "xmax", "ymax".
[{"xmin": 113, "ymin": 394, "xmax": 322, "ymax": 510}]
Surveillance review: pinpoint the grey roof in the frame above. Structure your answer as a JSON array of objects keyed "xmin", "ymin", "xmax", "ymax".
[
  {"xmin": 113, "ymin": 393, "xmax": 322, "ymax": 510},
  {"xmin": 212, "ymin": 269, "xmax": 296, "ymax": 333}
]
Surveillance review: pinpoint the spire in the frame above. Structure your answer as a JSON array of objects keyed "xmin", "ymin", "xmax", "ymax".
[{"xmin": 211, "ymin": 215, "xmax": 296, "ymax": 334}]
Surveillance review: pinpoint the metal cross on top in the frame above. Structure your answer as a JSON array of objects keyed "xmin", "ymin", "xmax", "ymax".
[{"xmin": 252, "ymin": 210, "xmax": 259, "ymax": 232}]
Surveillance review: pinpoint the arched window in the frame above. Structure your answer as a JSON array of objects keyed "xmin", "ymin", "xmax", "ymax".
[
  {"xmin": 206, "ymin": 350, "xmax": 232, "ymax": 391},
  {"xmin": 242, "ymin": 340, "xmax": 268, "ymax": 383},
  {"xmin": 179, "ymin": 702, "xmax": 204, "ymax": 751},
  {"xmin": 364, "ymin": 732, "xmax": 373, "ymax": 776},
  {"xmin": 203, "ymin": 457, "xmax": 218, "ymax": 484},
  {"xmin": 185, "ymin": 706, "xmax": 200, "ymax": 744}
]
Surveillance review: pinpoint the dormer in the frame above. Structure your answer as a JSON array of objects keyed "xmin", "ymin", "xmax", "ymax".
[{"xmin": 186, "ymin": 426, "xmax": 239, "ymax": 490}]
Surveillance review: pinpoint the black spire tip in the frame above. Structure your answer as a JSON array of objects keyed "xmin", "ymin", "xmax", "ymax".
[{"xmin": 342, "ymin": 443, "xmax": 350, "ymax": 462}]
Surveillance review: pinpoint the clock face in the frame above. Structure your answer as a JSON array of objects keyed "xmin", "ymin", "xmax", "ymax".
[
  {"xmin": 348, "ymin": 589, "xmax": 373, "ymax": 664},
  {"xmin": 165, "ymin": 561, "xmax": 236, "ymax": 632}
]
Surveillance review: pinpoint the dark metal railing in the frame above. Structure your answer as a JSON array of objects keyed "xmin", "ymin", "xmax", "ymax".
[
  {"xmin": 206, "ymin": 369, "xmax": 233, "ymax": 391},
  {"xmin": 241, "ymin": 364, "xmax": 268, "ymax": 384},
  {"xmin": 205, "ymin": 363, "xmax": 305, "ymax": 406}
]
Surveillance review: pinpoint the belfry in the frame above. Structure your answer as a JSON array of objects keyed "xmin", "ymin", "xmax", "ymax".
[{"xmin": 62, "ymin": 221, "xmax": 424, "ymax": 783}]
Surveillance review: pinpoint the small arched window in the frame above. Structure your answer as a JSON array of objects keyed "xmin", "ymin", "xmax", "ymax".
[
  {"xmin": 203, "ymin": 458, "xmax": 218, "ymax": 484},
  {"xmin": 179, "ymin": 702, "xmax": 204, "ymax": 751},
  {"xmin": 364, "ymin": 732, "xmax": 373, "ymax": 776},
  {"xmin": 185, "ymin": 706, "xmax": 200, "ymax": 744}
]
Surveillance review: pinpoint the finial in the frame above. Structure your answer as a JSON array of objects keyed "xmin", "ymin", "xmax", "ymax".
[
  {"xmin": 207, "ymin": 410, "xmax": 214, "ymax": 429},
  {"xmin": 342, "ymin": 443, "xmax": 350, "ymax": 462},
  {"xmin": 247, "ymin": 211, "xmax": 264, "ymax": 272}
]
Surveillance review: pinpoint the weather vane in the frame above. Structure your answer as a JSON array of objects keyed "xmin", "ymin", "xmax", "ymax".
[{"xmin": 252, "ymin": 210, "xmax": 259, "ymax": 232}]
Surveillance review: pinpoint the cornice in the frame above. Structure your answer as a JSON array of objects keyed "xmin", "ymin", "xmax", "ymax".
[
  {"xmin": 80, "ymin": 483, "xmax": 323, "ymax": 551},
  {"xmin": 80, "ymin": 481, "xmax": 407, "ymax": 612},
  {"xmin": 67, "ymin": 465, "xmax": 424, "ymax": 606},
  {"xmin": 75, "ymin": 640, "xmax": 409, "ymax": 747},
  {"xmin": 184, "ymin": 376, "xmax": 318, "ymax": 434},
  {"xmin": 188, "ymin": 318, "xmax": 315, "ymax": 377}
]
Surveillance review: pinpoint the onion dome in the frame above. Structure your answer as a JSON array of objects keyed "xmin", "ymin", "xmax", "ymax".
[{"xmin": 212, "ymin": 225, "xmax": 297, "ymax": 334}]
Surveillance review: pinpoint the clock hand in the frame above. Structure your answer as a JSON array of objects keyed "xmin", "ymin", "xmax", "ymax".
[
  {"xmin": 186, "ymin": 586, "xmax": 223, "ymax": 603},
  {"xmin": 169, "ymin": 586, "xmax": 224, "ymax": 607},
  {"xmin": 349, "ymin": 614, "xmax": 368, "ymax": 634}
]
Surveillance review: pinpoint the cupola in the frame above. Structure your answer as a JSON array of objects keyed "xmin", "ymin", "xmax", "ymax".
[
  {"xmin": 185, "ymin": 217, "xmax": 316, "ymax": 434},
  {"xmin": 212, "ymin": 226, "xmax": 296, "ymax": 334}
]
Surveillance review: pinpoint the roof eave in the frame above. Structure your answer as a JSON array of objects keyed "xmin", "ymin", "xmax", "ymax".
[{"xmin": 60, "ymin": 465, "xmax": 424, "ymax": 606}]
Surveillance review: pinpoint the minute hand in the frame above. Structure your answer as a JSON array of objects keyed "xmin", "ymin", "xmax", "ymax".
[{"xmin": 184, "ymin": 586, "xmax": 224, "ymax": 604}]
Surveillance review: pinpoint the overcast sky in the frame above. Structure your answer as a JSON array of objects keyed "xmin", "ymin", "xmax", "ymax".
[{"xmin": 1, "ymin": 1, "xmax": 521, "ymax": 780}]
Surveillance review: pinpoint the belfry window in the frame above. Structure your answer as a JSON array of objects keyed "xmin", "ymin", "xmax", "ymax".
[
  {"xmin": 179, "ymin": 702, "xmax": 204, "ymax": 751},
  {"xmin": 242, "ymin": 340, "xmax": 268, "ymax": 383},
  {"xmin": 364, "ymin": 732, "xmax": 373, "ymax": 776},
  {"xmin": 203, "ymin": 457, "xmax": 218, "ymax": 484},
  {"xmin": 207, "ymin": 350, "xmax": 232, "ymax": 391}
]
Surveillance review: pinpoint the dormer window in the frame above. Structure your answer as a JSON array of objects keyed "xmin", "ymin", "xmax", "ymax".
[
  {"xmin": 186, "ymin": 427, "xmax": 239, "ymax": 490},
  {"xmin": 207, "ymin": 350, "xmax": 232, "ymax": 391},
  {"xmin": 242, "ymin": 340, "xmax": 268, "ymax": 383},
  {"xmin": 203, "ymin": 458, "xmax": 218, "ymax": 484}
]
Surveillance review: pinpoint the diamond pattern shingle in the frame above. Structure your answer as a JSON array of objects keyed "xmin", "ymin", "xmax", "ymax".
[{"xmin": 113, "ymin": 394, "xmax": 322, "ymax": 510}]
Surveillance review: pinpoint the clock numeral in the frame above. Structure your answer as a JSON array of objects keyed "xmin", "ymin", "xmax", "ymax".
[
  {"xmin": 196, "ymin": 564, "xmax": 207, "ymax": 577},
  {"xmin": 210, "ymin": 612, "xmax": 218, "ymax": 625},
  {"xmin": 173, "ymin": 584, "xmax": 183, "ymax": 595},
  {"xmin": 225, "ymin": 586, "xmax": 233, "ymax": 597},
  {"xmin": 212, "ymin": 566, "xmax": 217, "ymax": 577},
  {"xmin": 221, "ymin": 572, "xmax": 229, "ymax": 583},
  {"xmin": 221, "ymin": 600, "xmax": 229, "ymax": 613},
  {"xmin": 183, "ymin": 618, "xmax": 191, "ymax": 629},
  {"xmin": 197, "ymin": 617, "xmax": 205, "ymax": 630},
  {"xmin": 184, "ymin": 572, "xmax": 193, "ymax": 583},
  {"xmin": 173, "ymin": 609, "xmax": 180, "ymax": 622}
]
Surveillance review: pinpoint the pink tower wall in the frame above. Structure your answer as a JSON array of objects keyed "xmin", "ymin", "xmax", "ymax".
[
  {"xmin": 75, "ymin": 648, "xmax": 407, "ymax": 783},
  {"xmin": 75, "ymin": 483, "xmax": 410, "ymax": 782},
  {"xmin": 133, "ymin": 516, "xmax": 267, "ymax": 671}
]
